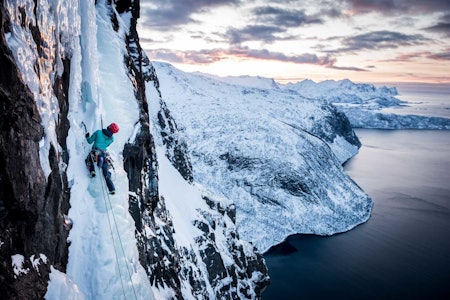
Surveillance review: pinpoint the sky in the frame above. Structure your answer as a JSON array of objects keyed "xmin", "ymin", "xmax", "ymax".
[{"xmin": 136, "ymin": 0, "xmax": 450, "ymax": 84}]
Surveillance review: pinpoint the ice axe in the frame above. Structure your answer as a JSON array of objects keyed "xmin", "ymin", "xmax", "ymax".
[{"xmin": 81, "ymin": 121, "xmax": 88, "ymax": 134}]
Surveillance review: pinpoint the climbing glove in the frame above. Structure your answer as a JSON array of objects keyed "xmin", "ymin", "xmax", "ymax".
[{"xmin": 85, "ymin": 132, "xmax": 90, "ymax": 138}]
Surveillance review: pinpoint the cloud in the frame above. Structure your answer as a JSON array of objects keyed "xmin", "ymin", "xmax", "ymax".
[
  {"xmin": 343, "ymin": 0, "xmax": 450, "ymax": 15},
  {"xmin": 252, "ymin": 6, "xmax": 323, "ymax": 28},
  {"xmin": 223, "ymin": 6, "xmax": 324, "ymax": 45},
  {"xmin": 424, "ymin": 14, "xmax": 450, "ymax": 37},
  {"xmin": 230, "ymin": 47, "xmax": 334, "ymax": 65},
  {"xmin": 428, "ymin": 50, "xmax": 450, "ymax": 60},
  {"xmin": 226, "ymin": 25, "xmax": 292, "ymax": 44},
  {"xmin": 336, "ymin": 30, "xmax": 427, "ymax": 52},
  {"xmin": 144, "ymin": 47, "xmax": 336, "ymax": 66},
  {"xmin": 390, "ymin": 51, "xmax": 431, "ymax": 62},
  {"xmin": 145, "ymin": 49, "xmax": 223, "ymax": 64},
  {"xmin": 140, "ymin": 0, "xmax": 240, "ymax": 30},
  {"xmin": 328, "ymin": 65, "xmax": 368, "ymax": 71},
  {"xmin": 426, "ymin": 23, "xmax": 450, "ymax": 37},
  {"xmin": 144, "ymin": 46, "xmax": 369, "ymax": 72},
  {"xmin": 380, "ymin": 49, "xmax": 450, "ymax": 62},
  {"xmin": 137, "ymin": 0, "xmax": 449, "ymax": 82},
  {"xmin": 139, "ymin": 36, "xmax": 171, "ymax": 44},
  {"xmin": 318, "ymin": 7, "xmax": 345, "ymax": 19}
]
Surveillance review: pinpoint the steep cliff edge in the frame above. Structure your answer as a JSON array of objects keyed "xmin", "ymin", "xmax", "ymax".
[{"xmin": 122, "ymin": 1, "xmax": 269, "ymax": 298}]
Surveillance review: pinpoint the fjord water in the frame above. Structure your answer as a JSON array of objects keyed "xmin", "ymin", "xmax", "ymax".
[
  {"xmin": 381, "ymin": 83, "xmax": 450, "ymax": 119},
  {"xmin": 263, "ymin": 129, "xmax": 450, "ymax": 300}
]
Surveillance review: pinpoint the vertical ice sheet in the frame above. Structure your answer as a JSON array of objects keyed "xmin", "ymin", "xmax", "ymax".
[{"xmin": 45, "ymin": 0, "xmax": 154, "ymax": 299}]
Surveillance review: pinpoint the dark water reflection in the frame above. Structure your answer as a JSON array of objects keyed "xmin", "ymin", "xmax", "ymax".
[{"xmin": 263, "ymin": 129, "xmax": 450, "ymax": 300}]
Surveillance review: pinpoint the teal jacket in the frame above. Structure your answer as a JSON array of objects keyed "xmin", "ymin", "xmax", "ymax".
[{"xmin": 87, "ymin": 129, "xmax": 114, "ymax": 151}]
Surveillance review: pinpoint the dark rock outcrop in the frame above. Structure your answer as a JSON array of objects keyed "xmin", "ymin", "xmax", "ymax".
[{"xmin": 0, "ymin": 3, "xmax": 70, "ymax": 299}]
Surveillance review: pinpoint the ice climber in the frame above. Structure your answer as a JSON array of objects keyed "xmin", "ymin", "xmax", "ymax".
[{"xmin": 85, "ymin": 123, "xmax": 119, "ymax": 194}]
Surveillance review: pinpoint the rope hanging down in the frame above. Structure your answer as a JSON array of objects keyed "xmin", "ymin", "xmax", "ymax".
[
  {"xmin": 82, "ymin": 121, "xmax": 137, "ymax": 299},
  {"xmin": 92, "ymin": 155, "xmax": 138, "ymax": 300}
]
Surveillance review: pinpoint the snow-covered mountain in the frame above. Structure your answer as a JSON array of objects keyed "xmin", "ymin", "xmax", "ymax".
[
  {"xmin": 153, "ymin": 62, "xmax": 372, "ymax": 252},
  {"xmin": 220, "ymin": 76, "xmax": 450, "ymax": 129},
  {"xmin": 284, "ymin": 79, "xmax": 450, "ymax": 129},
  {"xmin": 285, "ymin": 78, "xmax": 400, "ymax": 107},
  {"xmin": 194, "ymin": 72, "xmax": 281, "ymax": 91}
]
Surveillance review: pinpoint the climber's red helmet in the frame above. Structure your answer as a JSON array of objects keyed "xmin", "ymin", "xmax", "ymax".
[{"xmin": 107, "ymin": 123, "xmax": 119, "ymax": 134}]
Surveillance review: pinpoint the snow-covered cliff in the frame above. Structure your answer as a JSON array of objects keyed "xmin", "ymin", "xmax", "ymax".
[{"xmin": 152, "ymin": 62, "xmax": 373, "ymax": 252}]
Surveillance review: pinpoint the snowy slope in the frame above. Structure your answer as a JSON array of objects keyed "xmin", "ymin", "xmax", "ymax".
[
  {"xmin": 144, "ymin": 67, "xmax": 269, "ymax": 299},
  {"xmin": 194, "ymin": 72, "xmax": 281, "ymax": 90},
  {"xmin": 152, "ymin": 62, "xmax": 372, "ymax": 252}
]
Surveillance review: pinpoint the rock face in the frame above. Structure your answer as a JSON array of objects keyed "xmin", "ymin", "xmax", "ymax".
[
  {"xmin": 0, "ymin": 3, "xmax": 70, "ymax": 299},
  {"xmin": 122, "ymin": 2, "xmax": 269, "ymax": 297}
]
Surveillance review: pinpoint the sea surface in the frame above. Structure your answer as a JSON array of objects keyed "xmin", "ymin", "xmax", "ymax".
[
  {"xmin": 262, "ymin": 85, "xmax": 450, "ymax": 299},
  {"xmin": 381, "ymin": 82, "xmax": 450, "ymax": 118},
  {"xmin": 263, "ymin": 129, "xmax": 450, "ymax": 299}
]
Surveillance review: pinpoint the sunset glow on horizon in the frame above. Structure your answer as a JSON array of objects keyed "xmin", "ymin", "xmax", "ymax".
[{"xmin": 137, "ymin": 0, "xmax": 450, "ymax": 84}]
